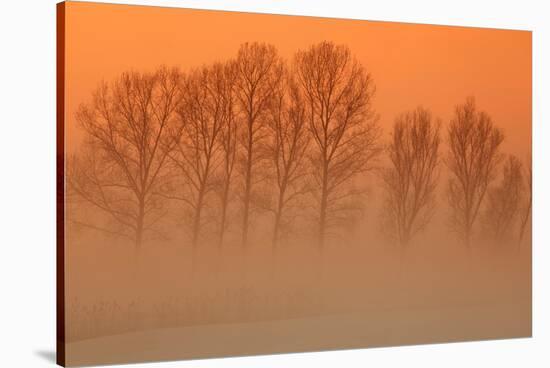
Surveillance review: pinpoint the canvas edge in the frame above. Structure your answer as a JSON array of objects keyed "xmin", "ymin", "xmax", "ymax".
[
  {"xmin": 53, "ymin": 2, "xmax": 534, "ymax": 365},
  {"xmin": 56, "ymin": 1, "xmax": 67, "ymax": 367}
]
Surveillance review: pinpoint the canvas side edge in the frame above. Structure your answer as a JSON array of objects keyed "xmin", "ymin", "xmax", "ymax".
[{"xmin": 56, "ymin": 2, "xmax": 66, "ymax": 367}]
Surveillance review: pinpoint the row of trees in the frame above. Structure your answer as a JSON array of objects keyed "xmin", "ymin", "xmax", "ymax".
[
  {"xmin": 380, "ymin": 99, "xmax": 531, "ymax": 249},
  {"xmin": 69, "ymin": 41, "xmax": 531, "ymax": 261}
]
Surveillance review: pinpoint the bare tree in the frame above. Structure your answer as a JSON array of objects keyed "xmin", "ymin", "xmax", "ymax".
[
  {"xmin": 234, "ymin": 42, "xmax": 284, "ymax": 248},
  {"xmin": 483, "ymin": 155, "xmax": 524, "ymax": 244},
  {"xmin": 168, "ymin": 63, "xmax": 231, "ymax": 252},
  {"xmin": 214, "ymin": 61, "xmax": 238, "ymax": 248},
  {"xmin": 518, "ymin": 155, "xmax": 532, "ymax": 248},
  {"xmin": 294, "ymin": 41, "xmax": 380, "ymax": 251},
  {"xmin": 446, "ymin": 97, "xmax": 504, "ymax": 247},
  {"xmin": 69, "ymin": 67, "xmax": 182, "ymax": 254},
  {"xmin": 381, "ymin": 107, "xmax": 441, "ymax": 247},
  {"xmin": 265, "ymin": 70, "xmax": 311, "ymax": 250}
]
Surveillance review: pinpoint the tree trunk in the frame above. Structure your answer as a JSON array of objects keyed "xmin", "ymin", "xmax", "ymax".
[
  {"xmin": 190, "ymin": 189, "xmax": 204, "ymax": 277},
  {"xmin": 318, "ymin": 163, "xmax": 329, "ymax": 252},
  {"xmin": 241, "ymin": 123, "xmax": 253, "ymax": 248},
  {"xmin": 399, "ymin": 229, "xmax": 410, "ymax": 248},
  {"xmin": 191, "ymin": 189, "xmax": 205, "ymax": 249},
  {"xmin": 272, "ymin": 182, "xmax": 287, "ymax": 251},
  {"xmin": 135, "ymin": 198, "xmax": 145, "ymax": 255},
  {"xmin": 133, "ymin": 198, "xmax": 145, "ymax": 282},
  {"xmin": 464, "ymin": 196, "xmax": 473, "ymax": 248},
  {"xmin": 464, "ymin": 226, "xmax": 472, "ymax": 248},
  {"xmin": 218, "ymin": 184, "xmax": 229, "ymax": 249},
  {"xmin": 135, "ymin": 226, "xmax": 143, "ymax": 252},
  {"xmin": 272, "ymin": 213, "xmax": 281, "ymax": 252}
]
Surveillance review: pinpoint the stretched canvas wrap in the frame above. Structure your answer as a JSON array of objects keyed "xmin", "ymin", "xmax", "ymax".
[{"xmin": 56, "ymin": 1, "xmax": 532, "ymax": 366}]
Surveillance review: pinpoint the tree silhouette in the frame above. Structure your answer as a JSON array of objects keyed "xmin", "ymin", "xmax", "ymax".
[
  {"xmin": 167, "ymin": 63, "xmax": 232, "ymax": 253},
  {"xmin": 69, "ymin": 67, "xmax": 182, "ymax": 253},
  {"xmin": 294, "ymin": 41, "xmax": 380, "ymax": 251},
  {"xmin": 518, "ymin": 155, "xmax": 532, "ymax": 248},
  {"xmin": 234, "ymin": 42, "xmax": 284, "ymax": 248},
  {"xmin": 381, "ymin": 107, "xmax": 441, "ymax": 247},
  {"xmin": 446, "ymin": 97, "xmax": 504, "ymax": 247},
  {"xmin": 265, "ymin": 69, "xmax": 311, "ymax": 250},
  {"xmin": 483, "ymin": 155, "xmax": 524, "ymax": 245},
  {"xmin": 214, "ymin": 61, "xmax": 238, "ymax": 249}
]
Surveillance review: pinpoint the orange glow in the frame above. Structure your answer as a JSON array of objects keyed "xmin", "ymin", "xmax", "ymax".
[{"xmin": 65, "ymin": 2, "xmax": 531, "ymax": 155}]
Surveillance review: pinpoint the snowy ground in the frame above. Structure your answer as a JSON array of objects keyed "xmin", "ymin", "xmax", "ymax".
[{"xmin": 66, "ymin": 298, "xmax": 530, "ymax": 366}]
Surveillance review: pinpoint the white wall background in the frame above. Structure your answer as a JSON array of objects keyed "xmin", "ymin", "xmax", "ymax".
[{"xmin": 0, "ymin": 0, "xmax": 547, "ymax": 367}]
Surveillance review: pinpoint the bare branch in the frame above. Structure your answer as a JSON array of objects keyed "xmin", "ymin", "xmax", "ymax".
[
  {"xmin": 446, "ymin": 97, "xmax": 504, "ymax": 247},
  {"xmin": 380, "ymin": 106, "xmax": 441, "ymax": 247},
  {"xmin": 294, "ymin": 41, "xmax": 380, "ymax": 250}
]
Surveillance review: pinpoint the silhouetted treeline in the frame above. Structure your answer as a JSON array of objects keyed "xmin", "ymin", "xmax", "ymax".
[{"xmin": 69, "ymin": 41, "xmax": 532, "ymax": 261}]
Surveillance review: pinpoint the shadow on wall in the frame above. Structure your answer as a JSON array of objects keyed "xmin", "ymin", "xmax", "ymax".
[{"xmin": 34, "ymin": 350, "xmax": 56, "ymax": 364}]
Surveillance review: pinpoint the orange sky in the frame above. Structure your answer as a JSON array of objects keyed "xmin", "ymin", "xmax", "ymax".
[{"xmin": 64, "ymin": 1, "xmax": 531, "ymax": 156}]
